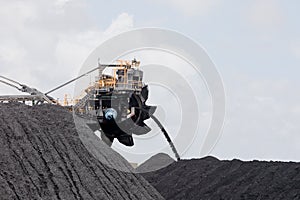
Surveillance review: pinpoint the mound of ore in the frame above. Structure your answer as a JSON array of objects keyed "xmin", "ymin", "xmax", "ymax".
[
  {"xmin": 142, "ymin": 156, "xmax": 300, "ymax": 199},
  {"xmin": 0, "ymin": 103, "xmax": 163, "ymax": 200}
]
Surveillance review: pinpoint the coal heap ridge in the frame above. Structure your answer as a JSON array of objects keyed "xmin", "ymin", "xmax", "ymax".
[
  {"xmin": 0, "ymin": 103, "xmax": 163, "ymax": 200},
  {"xmin": 142, "ymin": 156, "xmax": 300, "ymax": 200},
  {"xmin": 2, "ymin": 102, "xmax": 300, "ymax": 200},
  {"xmin": 136, "ymin": 153, "xmax": 175, "ymax": 173}
]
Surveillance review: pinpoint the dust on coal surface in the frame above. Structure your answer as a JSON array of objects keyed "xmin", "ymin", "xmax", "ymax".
[
  {"xmin": 142, "ymin": 156, "xmax": 300, "ymax": 200},
  {"xmin": 0, "ymin": 103, "xmax": 163, "ymax": 200}
]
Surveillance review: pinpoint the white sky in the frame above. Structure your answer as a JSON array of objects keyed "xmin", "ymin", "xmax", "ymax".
[{"xmin": 0, "ymin": 0, "xmax": 300, "ymax": 162}]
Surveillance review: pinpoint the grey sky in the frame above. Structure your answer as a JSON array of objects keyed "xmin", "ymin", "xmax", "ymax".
[{"xmin": 0, "ymin": 0, "xmax": 300, "ymax": 162}]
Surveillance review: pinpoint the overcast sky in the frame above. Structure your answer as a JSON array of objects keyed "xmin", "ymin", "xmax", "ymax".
[{"xmin": 0, "ymin": 0, "xmax": 300, "ymax": 162}]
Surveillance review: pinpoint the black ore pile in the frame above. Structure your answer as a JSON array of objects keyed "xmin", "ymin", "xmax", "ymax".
[
  {"xmin": 142, "ymin": 156, "xmax": 300, "ymax": 200},
  {"xmin": 136, "ymin": 153, "xmax": 175, "ymax": 173},
  {"xmin": 0, "ymin": 103, "xmax": 163, "ymax": 200}
]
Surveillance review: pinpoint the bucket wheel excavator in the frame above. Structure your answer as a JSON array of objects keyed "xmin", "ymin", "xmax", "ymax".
[{"xmin": 0, "ymin": 59, "xmax": 180, "ymax": 161}]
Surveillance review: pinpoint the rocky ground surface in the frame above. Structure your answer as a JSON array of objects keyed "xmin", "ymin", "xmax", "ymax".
[
  {"xmin": 0, "ymin": 103, "xmax": 163, "ymax": 200},
  {"xmin": 142, "ymin": 156, "xmax": 300, "ymax": 200}
]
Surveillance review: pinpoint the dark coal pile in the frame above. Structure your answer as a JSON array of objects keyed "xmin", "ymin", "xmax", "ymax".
[
  {"xmin": 142, "ymin": 156, "xmax": 300, "ymax": 200},
  {"xmin": 0, "ymin": 103, "xmax": 163, "ymax": 200},
  {"xmin": 136, "ymin": 153, "xmax": 175, "ymax": 173}
]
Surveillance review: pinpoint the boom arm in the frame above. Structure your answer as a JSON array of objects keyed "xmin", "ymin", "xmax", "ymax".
[
  {"xmin": 45, "ymin": 66, "xmax": 101, "ymax": 95},
  {"xmin": 0, "ymin": 75, "xmax": 54, "ymax": 104},
  {"xmin": 0, "ymin": 75, "xmax": 25, "ymax": 92},
  {"xmin": 45, "ymin": 64, "xmax": 130, "ymax": 95}
]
